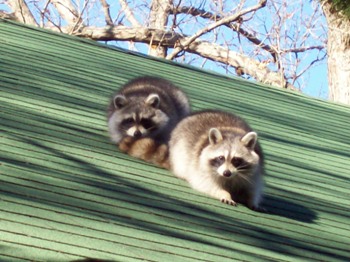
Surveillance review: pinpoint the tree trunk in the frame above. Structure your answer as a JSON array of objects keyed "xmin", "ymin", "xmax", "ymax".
[
  {"xmin": 7, "ymin": 0, "xmax": 37, "ymax": 25},
  {"xmin": 148, "ymin": 0, "xmax": 171, "ymax": 57},
  {"xmin": 322, "ymin": 1, "xmax": 350, "ymax": 105}
]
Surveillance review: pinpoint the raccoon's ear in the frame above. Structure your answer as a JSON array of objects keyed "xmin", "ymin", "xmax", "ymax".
[
  {"xmin": 145, "ymin": 94, "xmax": 160, "ymax": 108},
  {"xmin": 241, "ymin": 132, "xmax": 257, "ymax": 150},
  {"xmin": 208, "ymin": 128, "xmax": 223, "ymax": 145},
  {"xmin": 114, "ymin": 95, "xmax": 128, "ymax": 109}
]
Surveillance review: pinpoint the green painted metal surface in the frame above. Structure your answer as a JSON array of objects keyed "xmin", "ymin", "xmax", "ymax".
[{"xmin": 0, "ymin": 20, "xmax": 349, "ymax": 261}]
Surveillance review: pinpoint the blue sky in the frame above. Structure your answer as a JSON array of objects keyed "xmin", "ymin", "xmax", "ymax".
[{"xmin": 302, "ymin": 58, "xmax": 328, "ymax": 100}]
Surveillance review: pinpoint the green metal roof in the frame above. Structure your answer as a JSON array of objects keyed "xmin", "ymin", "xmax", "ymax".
[{"xmin": 1, "ymin": 20, "xmax": 349, "ymax": 261}]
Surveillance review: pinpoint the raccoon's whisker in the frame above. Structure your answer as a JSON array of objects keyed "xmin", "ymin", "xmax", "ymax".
[
  {"xmin": 237, "ymin": 168, "xmax": 248, "ymax": 173},
  {"xmin": 238, "ymin": 164, "xmax": 251, "ymax": 169},
  {"xmin": 237, "ymin": 174, "xmax": 253, "ymax": 185}
]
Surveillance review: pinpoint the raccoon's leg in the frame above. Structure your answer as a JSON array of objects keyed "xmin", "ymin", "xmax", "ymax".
[
  {"xmin": 245, "ymin": 189, "xmax": 267, "ymax": 212},
  {"xmin": 153, "ymin": 144, "xmax": 170, "ymax": 170},
  {"xmin": 248, "ymin": 197, "xmax": 267, "ymax": 212},
  {"xmin": 118, "ymin": 136, "xmax": 135, "ymax": 152},
  {"xmin": 126, "ymin": 138, "xmax": 156, "ymax": 160},
  {"xmin": 189, "ymin": 176, "xmax": 238, "ymax": 206},
  {"xmin": 215, "ymin": 189, "xmax": 237, "ymax": 206},
  {"xmin": 122, "ymin": 137, "xmax": 170, "ymax": 169},
  {"xmin": 247, "ymin": 174, "xmax": 267, "ymax": 212}
]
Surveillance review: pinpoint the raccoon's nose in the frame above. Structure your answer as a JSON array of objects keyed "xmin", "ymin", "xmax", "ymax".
[
  {"xmin": 223, "ymin": 170, "xmax": 232, "ymax": 177},
  {"xmin": 133, "ymin": 130, "xmax": 142, "ymax": 138}
]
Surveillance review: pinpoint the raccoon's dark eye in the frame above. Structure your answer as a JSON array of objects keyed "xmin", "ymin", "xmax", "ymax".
[
  {"xmin": 122, "ymin": 117, "xmax": 134, "ymax": 125},
  {"xmin": 140, "ymin": 118, "xmax": 154, "ymax": 129},
  {"xmin": 210, "ymin": 156, "xmax": 225, "ymax": 167},
  {"xmin": 217, "ymin": 156, "xmax": 225, "ymax": 162},
  {"xmin": 231, "ymin": 157, "xmax": 245, "ymax": 168}
]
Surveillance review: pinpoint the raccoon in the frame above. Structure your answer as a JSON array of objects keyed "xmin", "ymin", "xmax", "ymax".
[
  {"xmin": 107, "ymin": 76, "xmax": 190, "ymax": 168},
  {"xmin": 169, "ymin": 110, "xmax": 265, "ymax": 211}
]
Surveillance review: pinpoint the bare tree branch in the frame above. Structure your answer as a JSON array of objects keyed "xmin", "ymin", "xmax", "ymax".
[
  {"xmin": 63, "ymin": 25, "xmax": 179, "ymax": 44},
  {"xmin": 171, "ymin": 3, "xmax": 324, "ymax": 76},
  {"xmin": 0, "ymin": 11, "xmax": 18, "ymax": 21},
  {"xmin": 51, "ymin": 0, "xmax": 83, "ymax": 29},
  {"xmin": 169, "ymin": 4, "xmax": 277, "ymax": 60},
  {"xmin": 293, "ymin": 52, "xmax": 327, "ymax": 85},
  {"xmin": 170, "ymin": 6, "xmax": 213, "ymax": 19},
  {"xmin": 100, "ymin": 0, "xmax": 113, "ymax": 26},
  {"xmin": 281, "ymin": 46, "xmax": 325, "ymax": 54},
  {"xmin": 6, "ymin": 0, "xmax": 37, "ymax": 25},
  {"xmin": 118, "ymin": 0, "xmax": 140, "ymax": 27},
  {"xmin": 166, "ymin": 0, "xmax": 267, "ymax": 60},
  {"xmin": 70, "ymin": 0, "xmax": 89, "ymax": 34},
  {"xmin": 39, "ymin": 0, "xmax": 52, "ymax": 28},
  {"xmin": 186, "ymin": 39, "xmax": 295, "ymax": 89}
]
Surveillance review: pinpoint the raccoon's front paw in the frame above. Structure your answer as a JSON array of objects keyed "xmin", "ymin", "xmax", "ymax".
[
  {"xmin": 221, "ymin": 198, "xmax": 237, "ymax": 206},
  {"xmin": 217, "ymin": 190, "xmax": 237, "ymax": 206},
  {"xmin": 118, "ymin": 137, "xmax": 135, "ymax": 152}
]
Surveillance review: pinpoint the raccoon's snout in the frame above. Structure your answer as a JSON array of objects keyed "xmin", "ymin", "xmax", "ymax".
[
  {"xmin": 133, "ymin": 130, "xmax": 142, "ymax": 138},
  {"xmin": 223, "ymin": 170, "xmax": 232, "ymax": 177}
]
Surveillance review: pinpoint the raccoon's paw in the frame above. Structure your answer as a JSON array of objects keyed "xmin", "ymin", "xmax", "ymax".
[
  {"xmin": 220, "ymin": 198, "xmax": 237, "ymax": 206},
  {"xmin": 157, "ymin": 144, "xmax": 168, "ymax": 157},
  {"xmin": 153, "ymin": 144, "xmax": 170, "ymax": 169},
  {"xmin": 118, "ymin": 137, "xmax": 135, "ymax": 152},
  {"xmin": 128, "ymin": 138, "xmax": 155, "ymax": 159},
  {"xmin": 217, "ymin": 190, "xmax": 236, "ymax": 206},
  {"xmin": 160, "ymin": 160, "xmax": 171, "ymax": 170}
]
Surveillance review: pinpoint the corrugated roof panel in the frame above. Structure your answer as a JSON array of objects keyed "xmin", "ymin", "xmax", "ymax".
[{"xmin": 1, "ymin": 20, "xmax": 349, "ymax": 261}]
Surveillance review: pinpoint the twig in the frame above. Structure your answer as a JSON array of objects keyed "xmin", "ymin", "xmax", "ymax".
[
  {"xmin": 40, "ymin": 0, "xmax": 52, "ymax": 27},
  {"xmin": 169, "ymin": 4, "xmax": 277, "ymax": 61},
  {"xmin": 166, "ymin": 0, "xmax": 267, "ymax": 60},
  {"xmin": 281, "ymin": 46, "xmax": 325, "ymax": 54},
  {"xmin": 69, "ymin": 0, "xmax": 89, "ymax": 34}
]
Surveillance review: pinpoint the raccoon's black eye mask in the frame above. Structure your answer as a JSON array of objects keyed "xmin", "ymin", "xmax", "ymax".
[
  {"xmin": 140, "ymin": 118, "xmax": 155, "ymax": 129},
  {"xmin": 121, "ymin": 117, "xmax": 134, "ymax": 127},
  {"xmin": 210, "ymin": 156, "xmax": 225, "ymax": 167},
  {"xmin": 210, "ymin": 156, "xmax": 248, "ymax": 169},
  {"xmin": 125, "ymin": 117, "xmax": 134, "ymax": 123},
  {"xmin": 231, "ymin": 157, "xmax": 247, "ymax": 168}
]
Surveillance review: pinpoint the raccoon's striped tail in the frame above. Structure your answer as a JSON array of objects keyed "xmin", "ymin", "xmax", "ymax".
[{"xmin": 118, "ymin": 137, "xmax": 170, "ymax": 169}]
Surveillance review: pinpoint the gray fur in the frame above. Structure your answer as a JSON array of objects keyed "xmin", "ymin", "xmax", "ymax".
[
  {"xmin": 169, "ymin": 110, "xmax": 265, "ymax": 211},
  {"xmin": 107, "ymin": 76, "xmax": 190, "ymax": 144}
]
